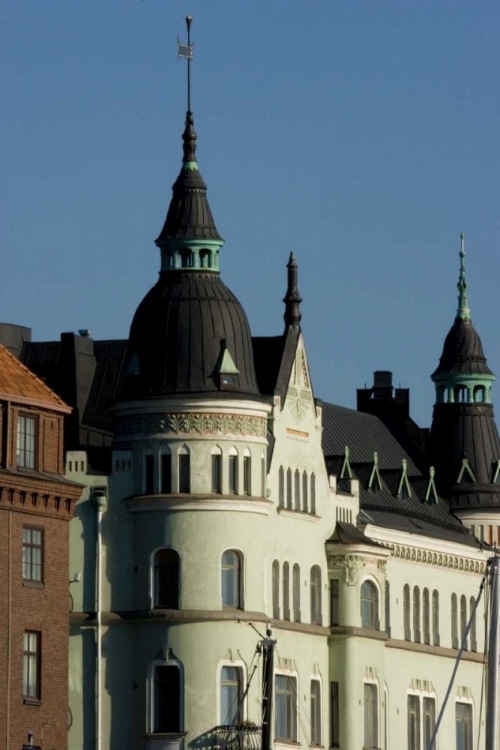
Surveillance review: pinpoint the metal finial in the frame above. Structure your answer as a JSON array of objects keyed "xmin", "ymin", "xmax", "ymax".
[
  {"xmin": 457, "ymin": 232, "xmax": 470, "ymax": 321},
  {"xmin": 283, "ymin": 252, "xmax": 302, "ymax": 327},
  {"xmin": 177, "ymin": 15, "xmax": 194, "ymax": 114}
]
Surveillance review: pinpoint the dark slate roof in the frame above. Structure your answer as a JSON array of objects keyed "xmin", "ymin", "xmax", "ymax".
[
  {"xmin": 252, "ymin": 326, "xmax": 299, "ymax": 398},
  {"xmin": 126, "ymin": 272, "xmax": 261, "ymax": 398},
  {"xmin": 327, "ymin": 521, "xmax": 384, "ymax": 548},
  {"xmin": 156, "ymin": 113, "xmax": 222, "ymax": 244},
  {"xmin": 428, "ymin": 402, "xmax": 500, "ymax": 510},
  {"xmin": 321, "ymin": 401, "xmax": 479, "ymax": 547},
  {"xmin": 432, "ymin": 318, "xmax": 493, "ymax": 377}
]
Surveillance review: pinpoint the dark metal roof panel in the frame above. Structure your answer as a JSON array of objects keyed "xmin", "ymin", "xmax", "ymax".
[{"xmin": 433, "ymin": 318, "xmax": 493, "ymax": 376}]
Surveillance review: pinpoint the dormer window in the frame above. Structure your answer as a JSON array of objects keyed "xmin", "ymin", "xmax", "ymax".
[{"xmin": 213, "ymin": 339, "xmax": 240, "ymax": 390}]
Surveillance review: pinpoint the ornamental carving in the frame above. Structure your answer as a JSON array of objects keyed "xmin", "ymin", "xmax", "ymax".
[
  {"xmin": 329, "ymin": 555, "xmax": 366, "ymax": 586},
  {"xmin": 116, "ymin": 413, "xmax": 267, "ymax": 439},
  {"xmin": 388, "ymin": 543, "xmax": 485, "ymax": 575}
]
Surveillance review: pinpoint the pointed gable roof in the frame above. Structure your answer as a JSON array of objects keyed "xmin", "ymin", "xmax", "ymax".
[{"xmin": 0, "ymin": 344, "xmax": 70, "ymax": 413}]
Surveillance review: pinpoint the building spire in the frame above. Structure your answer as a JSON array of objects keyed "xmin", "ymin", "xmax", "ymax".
[
  {"xmin": 457, "ymin": 233, "xmax": 471, "ymax": 321},
  {"xmin": 283, "ymin": 253, "xmax": 302, "ymax": 327},
  {"xmin": 177, "ymin": 16, "xmax": 197, "ymax": 168}
]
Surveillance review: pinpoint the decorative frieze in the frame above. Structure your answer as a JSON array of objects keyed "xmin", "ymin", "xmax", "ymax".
[
  {"xmin": 389, "ymin": 542, "xmax": 486, "ymax": 574},
  {"xmin": 116, "ymin": 413, "xmax": 267, "ymax": 439},
  {"xmin": 328, "ymin": 555, "xmax": 366, "ymax": 586}
]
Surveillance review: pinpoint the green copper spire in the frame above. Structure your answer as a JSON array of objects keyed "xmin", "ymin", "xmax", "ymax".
[{"xmin": 456, "ymin": 233, "xmax": 470, "ymax": 322}]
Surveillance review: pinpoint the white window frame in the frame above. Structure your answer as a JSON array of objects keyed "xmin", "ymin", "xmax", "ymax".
[
  {"xmin": 310, "ymin": 674, "xmax": 323, "ymax": 747},
  {"xmin": 407, "ymin": 689, "xmax": 438, "ymax": 750},
  {"xmin": 228, "ymin": 446, "xmax": 239, "ymax": 495},
  {"xmin": 455, "ymin": 697, "xmax": 474, "ymax": 750},
  {"xmin": 274, "ymin": 667, "xmax": 299, "ymax": 745},
  {"xmin": 360, "ymin": 575, "xmax": 381, "ymax": 629},
  {"xmin": 220, "ymin": 548, "xmax": 245, "ymax": 609},
  {"xmin": 146, "ymin": 655, "xmax": 184, "ymax": 734},
  {"xmin": 363, "ymin": 679, "xmax": 379, "ymax": 750},
  {"xmin": 216, "ymin": 659, "xmax": 248, "ymax": 726}
]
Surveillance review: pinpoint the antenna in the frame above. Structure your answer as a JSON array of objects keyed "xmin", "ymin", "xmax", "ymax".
[{"xmin": 177, "ymin": 15, "xmax": 194, "ymax": 113}]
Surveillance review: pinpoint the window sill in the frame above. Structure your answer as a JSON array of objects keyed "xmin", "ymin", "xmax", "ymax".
[
  {"xmin": 23, "ymin": 580, "xmax": 44, "ymax": 590},
  {"xmin": 144, "ymin": 733, "xmax": 188, "ymax": 738},
  {"xmin": 274, "ymin": 740, "xmax": 300, "ymax": 746},
  {"xmin": 23, "ymin": 698, "xmax": 42, "ymax": 706}
]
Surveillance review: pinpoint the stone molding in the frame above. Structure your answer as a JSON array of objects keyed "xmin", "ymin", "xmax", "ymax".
[
  {"xmin": 116, "ymin": 413, "xmax": 267, "ymax": 440},
  {"xmin": 328, "ymin": 555, "xmax": 366, "ymax": 585},
  {"xmin": 388, "ymin": 542, "xmax": 486, "ymax": 574}
]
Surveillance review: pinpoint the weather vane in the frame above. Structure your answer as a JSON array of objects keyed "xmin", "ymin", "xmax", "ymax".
[{"xmin": 177, "ymin": 15, "xmax": 194, "ymax": 113}]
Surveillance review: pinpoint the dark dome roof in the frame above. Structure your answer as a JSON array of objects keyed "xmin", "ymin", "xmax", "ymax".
[
  {"xmin": 126, "ymin": 271, "xmax": 260, "ymax": 398},
  {"xmin": 432, "ymin": 318, "xmax": 493, "ymax": 377}
]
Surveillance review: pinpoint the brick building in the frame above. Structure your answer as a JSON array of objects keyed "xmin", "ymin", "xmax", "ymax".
[{"xmin": 0, "ymin": 345, "xmax": 82, "ymax": 750}]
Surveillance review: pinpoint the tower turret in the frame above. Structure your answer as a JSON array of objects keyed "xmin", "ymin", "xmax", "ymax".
[{"xmin": 428, "ymin": 235, "xmax": 500, "ymax": 511}]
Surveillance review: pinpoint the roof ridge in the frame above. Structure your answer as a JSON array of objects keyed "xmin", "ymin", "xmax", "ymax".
[{"xmin": 0, "ymin": 344, "xmax": 68, "ymax": 408}]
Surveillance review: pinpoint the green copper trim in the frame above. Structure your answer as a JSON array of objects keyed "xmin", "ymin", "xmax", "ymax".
[
  {"xmin": 492, "ymin": 460, "xmax": 500, "ymax": 484},
  {"xmin": 397, "ymin": 458, "xmax": 412, "ymax": 499},
  {"xmin": 217, "ymin": 346, "xmax": 239, "ymax": 375},
  {"xmin": 368, "ymin": 452, "xmax": 383, "ymax": 492},
  {"xmin": 457, "ymin": 457, "xmax": 477, "ymax": 484},
  {"xmin": 182, "ymin": 161, "xmax": 199, "ymax": 171},
  {"xmin": 160, "ymin": 238, "xmax": 225, "ymax": 272},
  {"xmin": 457, "ymin": 233, "xmax": 471, "ymax": 321},
  {"xmin": 340, "ymin": 446, "xmax": 352, "ymax": 480},
  {"xmin": 424, "ymin": 466, "xmax": 439, "ymax": 504}
]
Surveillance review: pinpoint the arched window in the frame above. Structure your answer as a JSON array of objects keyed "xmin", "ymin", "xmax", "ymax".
[
  {"xmin": 279, "ymin": 466, "xmax": 284, "ymax": 508},
  {"xmin": 154, "ymin": 663, "xmax": 181, "ymax": 732},
  {"xmin": 178, "ymin": 445, "xmax": 190, "ymax": 493},
  {"xmin": 294, "ymin": 469, "xmax": 301, "ymax": 510},
  {"xmin": 261, "ymin": 452, "xmax": 266, "ymax": 498},
  {"xmin": 413, "ymin": 587, "xmax": 421, "ymax": 643},
  {"xmin": 154, "ymin": 549, "xmax": 180, "ymax": 609},
  {"xmin": 474, "ymin": 385, "xmax": 486, "ymax": 403},
  {"xmin": 286, "ymin": 468, "xmax": 292, "ymax": 509},
  {"xmin": 161, "ymin": 449, "xmax": 171, "ymax": 494},
  {"xmin": 470, "ymin": 596, "xmax": 477, "ymax": 652},
  {"xmin": 310, "ymin": 565, "xmax": 322, "ymax": 625},
  {"xmin": 311, "ymin": 473, "xmax": 316, "ymax": 514},
  {"xmin": 229, "ymin": 448, "xmax": 239, "ymax": 494},
  {"xmin": 220, "ymin": 666, "xmax": 243, "ymax": 725},
  {"xmin": 454, "ymin": 385, "xmax": 467, "ymax": 403},
  {"xmin": 451, "ymin": 593, "xmax": 458, "ymax": 649},
  {"xmin": 283, "ymin": 562, "xmax": 290, "ymax": 620},
  {"xmin": 311, "ymin": 679, "xmax": 322, "ymax": 746},
  {"xmin": 272, "ymin": 560, "xmax": 280, "ymax": 619},
  {"xmin": 243, "ymin": 449, "xmax": 251, "ymax": 495},
  {"xmin": 361, "ymin": 580, "xmax": 379, "ymax": 630},
  {"xmin": 211, "ymin": 447, "xmax": 222, "ymax": 494},
  {"xmin": 302, "ymin": 471, "xmax": 308, "ymax": 512},
  {"xmin": 293, "ymin": 564, "xmax": 301, "ymax": 622},
  {"xmin": 423, "ymin": 588, "xmax": 430, "ymax": 644},
  {"xmin": 460, "ymin": 595, "xmax": 468, "ymax": 650},
  {"xmin": 403, "ymin": 584, "xmax": 411, "ymax": 641},
  {"xmin": 221, "ymin": 550, "xmax": 242, "ymax": 609},
  {"xmin": 432, "ymin": 590, "xmax": 440, "ymax": 646},
  {"xmin": 385, "ymin": 580, "xmax": 391, "ymax": 637}
]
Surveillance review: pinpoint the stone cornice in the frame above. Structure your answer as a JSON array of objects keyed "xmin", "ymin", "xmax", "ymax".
[
  {"xmin": 128, "ymin": 495, "xmax": 272, "ymax": 515},
  {"xmin": 70, "ymin": 609, "xmax": 329, "ymax": 636}
]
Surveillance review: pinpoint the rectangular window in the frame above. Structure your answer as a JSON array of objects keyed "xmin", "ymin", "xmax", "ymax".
[
  {"xmin": 179, "ymin": 453, "xmax": 190, "ymax": 493},
  {"xmin": 261, "ymin": 456, "xmax": 266, "ymax": 497},
  {"xmin": 161, "ymin": 454, "xmax": 171, "ymax": 494},
  {"xmin": 275, "ymin": 675, "xmax": 297, "ymax": 741},
  {"xmin": 229, "ymin": 455, "xmax": 238, "ymax": 494},
  {"xmin": 330, "ymin": 579, "xmax": 339, "ymax": 626},
  {"xmin": 22, "ymin": 527, "xmax": 43, "ymax": 582},
  {"xmin": 145, "ymin": 455, "xmax": 154, "ymax": 494},
  {"xmin": 17, "ymin": 415, "xmax": 36, "ymax": 469},
  {"xmin": 155, "ymin": 665, "xmax": 180, "ymax": 732},
  {"xmin": 243, "ymin": 455, "xmax": 251, "ymax": 495},
  {"xmin": 23, "ymin": 631, "xmax": 41, "ymax": 699},
  {"xmin": 364, "ymin": 683, "xmax": 378, "ymax": 750},
  {"xmin": 407, "ymin": 695, "xmax": 420, "ymax": 750},
  {"xmin": 330, "ymin": 682, "xmax": 339, "ymax": 747},
  {"xmin": 212, "ymin": 454, "xmax": 222, "ymax": 493},
  {"xmin": 220, "ymin": 666, "xmax": 242, "ymax": 725},
  {"xmin": 311, "ymin": 680, "xmax": 321, "ymax": 746},
  {"xmin": 456, "ymin": 702, "xmax": 473, "ymax": 750},
  {"xmin": 423, "ymin": 697, "xmax": 436, "ymax": 750}
]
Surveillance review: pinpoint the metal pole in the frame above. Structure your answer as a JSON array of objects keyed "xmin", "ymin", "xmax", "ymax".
[
  {"xmin": 261, "ymin": 629, "xmax": 275, "ymax": 750},
  {"xmin": 486, "ymin": 556, "xmax": 500, "ymax": 750}
]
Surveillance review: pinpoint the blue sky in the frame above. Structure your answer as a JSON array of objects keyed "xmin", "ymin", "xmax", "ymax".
[{"xmin": 2, "ymin": 0, "xmax": 500, "ymax": 426}]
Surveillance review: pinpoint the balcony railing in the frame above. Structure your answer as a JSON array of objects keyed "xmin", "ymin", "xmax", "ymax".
[{"xmin": 189, "ymin": 725, "xmax": 261, "ymax": 750}]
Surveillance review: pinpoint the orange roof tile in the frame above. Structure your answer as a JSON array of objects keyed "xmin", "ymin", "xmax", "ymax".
[{"xmin": 0, "ymin": 345, "xmax": 70, "ymax": 413}]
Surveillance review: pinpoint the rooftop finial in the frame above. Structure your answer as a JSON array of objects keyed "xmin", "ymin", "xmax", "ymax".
[
  {"xmin": 457, "ymin": 232, "xmax": 471, "ymax": 321},
  {"xmin": 283, "ymin": 252, "xmax": 302, "ymax": 327},
  {"xmin": 177, "ymin": 16, "xmax": 197, "ymax": 166}
]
